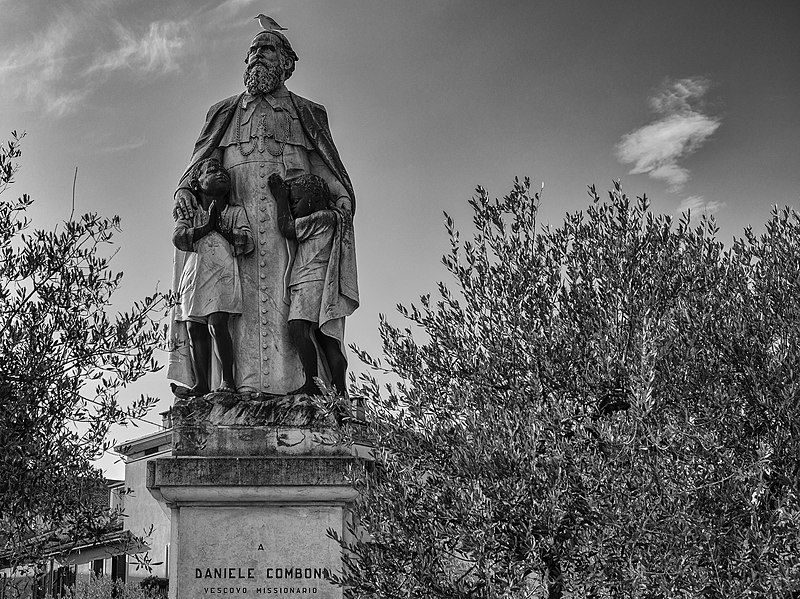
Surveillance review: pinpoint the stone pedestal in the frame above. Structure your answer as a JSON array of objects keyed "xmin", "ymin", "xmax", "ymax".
[{"xmin": 147, "ymin": 394, "xmax": 361, "ymax": 599}]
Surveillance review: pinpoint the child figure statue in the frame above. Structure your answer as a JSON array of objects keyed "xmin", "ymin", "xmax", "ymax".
[
  {"xmin": 268, "ymin": 172, "xmax": 353, "ymax": 396},
  {"xmin": 173, "ymin": 158, "xmax": 254, "ymax": 395}
]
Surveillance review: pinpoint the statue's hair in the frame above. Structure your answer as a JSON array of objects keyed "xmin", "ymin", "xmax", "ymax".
[
  {"xmin": 247, "ymin": 31, "xmax": 298, "ymax": 81},
  {"xmin": 189, "ymin": 158, "xmax": 226, "ymax": 191},
  {"xmin": 289, "ymin": 174, "xmax": 332, "ymax": 208}
]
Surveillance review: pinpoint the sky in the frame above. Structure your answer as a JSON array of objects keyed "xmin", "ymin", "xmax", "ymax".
[{"xmin": 1, "ymin": 0, "xmax": 799, "ymax": 477}]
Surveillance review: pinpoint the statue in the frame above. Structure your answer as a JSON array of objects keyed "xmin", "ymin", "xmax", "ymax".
[
  {"xmin": 172, "ymin": 159, "xmax": 253, "ymax": 396},
  {"xmin": 269, "ymin": 173, "xmax": 350, "ymax": 396},
  {"xmin": 168, "ymin": 26, "xmax": 359, "ymax": 396}
]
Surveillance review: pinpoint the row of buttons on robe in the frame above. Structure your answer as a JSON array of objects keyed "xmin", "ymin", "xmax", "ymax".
[{"xmin": 256, "ymin": 160, "xmax": 273, "ymax": 361}]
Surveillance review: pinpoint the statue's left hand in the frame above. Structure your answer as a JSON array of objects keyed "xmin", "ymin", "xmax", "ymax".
[{"xmin": 174, "ymin": 188, "xmax": 198, "ymax": 221}]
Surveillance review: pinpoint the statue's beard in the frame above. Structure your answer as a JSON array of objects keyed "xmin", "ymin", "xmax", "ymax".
[{"xmin": 244, "ymin": 62, "xmax": 283, "ymax": 95}]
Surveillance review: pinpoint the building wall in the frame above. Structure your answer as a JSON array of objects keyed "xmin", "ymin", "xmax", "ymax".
[
  {"xmin": 1, "ymin": 429, "xmax": 174, "ymax": 599},
  {"xmin": 123, "ymin": 450, "xmax": 171, "ymax": 584}
]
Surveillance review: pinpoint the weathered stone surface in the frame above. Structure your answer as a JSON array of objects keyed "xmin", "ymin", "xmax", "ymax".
[
  {"xmin": 172, "ymin": 393, "xmax": 348, "ymax": 456},
  {"xmin": 148, "ymin": 456, "xmax": 360, "ymax": 599},
  {"xmin": 174, "ymin": 393, "xmax": 325, "ymax": 426},
  {"xmin": 148, "ymin": 456, "xmax": 356, "ymax": 488},
  {"xmin": 175, "ymin": 504, "xmax": 343, "ymax": 599}
]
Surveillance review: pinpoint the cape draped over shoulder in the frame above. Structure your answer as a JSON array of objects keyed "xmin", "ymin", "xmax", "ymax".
[{"xmin": 177, "ymin": 92, "xmax": 356, "ymax": 212}]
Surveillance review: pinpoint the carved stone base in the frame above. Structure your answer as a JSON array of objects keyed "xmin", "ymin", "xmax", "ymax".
[
  {"xmin": 171, "ymin": 393, "xmax": 348, "ymax": 457},
  {"xmin": 147, "ymin": 456, "xmax": 357, "ymax": 599},
  {"xmin": 146, "ymin": 393, "xmax": 362, "ymax": 599}
]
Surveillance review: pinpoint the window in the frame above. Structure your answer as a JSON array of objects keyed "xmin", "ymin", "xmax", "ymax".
[
  {"xmin": 111, "ymin": 555, "xmax": 126, "ymax": 582},
  {"xmin": 93, "ymin": 559, "xmax": 104, "ymax": 577}
]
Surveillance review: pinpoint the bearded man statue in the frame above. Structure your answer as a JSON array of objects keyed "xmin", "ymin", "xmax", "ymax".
[{"xmin": 169, "ymin": 30, "xmax": 359, "ymax": 395}]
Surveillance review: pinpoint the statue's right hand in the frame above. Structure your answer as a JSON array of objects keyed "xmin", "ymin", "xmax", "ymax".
[{"xmin": 173, "ymin": 188, "xmax": 198, "ymax": 221}]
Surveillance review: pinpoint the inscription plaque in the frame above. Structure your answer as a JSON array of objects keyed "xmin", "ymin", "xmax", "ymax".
[{"xmin": 177, "ymin": 505, "xmax": 343, "ymax": 598}]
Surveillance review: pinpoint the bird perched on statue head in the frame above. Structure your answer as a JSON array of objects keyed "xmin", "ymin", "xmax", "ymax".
[{"xmin": 254, "ymin": 14, "xmax": 287, "ymax": 31}]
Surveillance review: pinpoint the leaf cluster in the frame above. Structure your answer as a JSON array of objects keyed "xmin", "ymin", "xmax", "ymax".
[
  {"xmin": 0, "ymin": 135, "xmax": 170, "ymax": 572},
  {"xmin": 333, "ymin": 178, "xmax": 800, "ymax": 598}
]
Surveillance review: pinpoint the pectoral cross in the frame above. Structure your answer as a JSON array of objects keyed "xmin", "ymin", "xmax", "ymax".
[{"xmin": 254, "ymin": 113, "xmax": 272, "ymax": 154}]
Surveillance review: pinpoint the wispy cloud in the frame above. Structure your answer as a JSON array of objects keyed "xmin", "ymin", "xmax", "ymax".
[
  {"xmin": 101, "ymin": 135, "xmax": 147, "ymax": 153},
  {"xmin": 214, "ymin": 0, "xmax": 259, "ymax": 15},
  {"xmin": 204, "ymin": 0, "xmax": 265, "ymax": 33},
  {"xmin": 0, "ymin": 5, "xmax": 196, "ymax": 118},
  {"xmin": 616, "ymin": 77, "xmax": 721, "ymax": 192},
  {"xmin": 0, "ymin": 12, "xmax": 87, "ymax": 116},
  {"xmin": 677, "ymin": 195, "xmax": 726, "ymax": 216},
  {"xmin": 49, "ymin": 89, "xmax": 94, "ymax": 118},
  {"xmin": 0, "ymin": 0, "xmax": 263, "ymax": 118},
  {"xmin": 86, "ymin": 20, "xmax": 189, "ymax": 75}
]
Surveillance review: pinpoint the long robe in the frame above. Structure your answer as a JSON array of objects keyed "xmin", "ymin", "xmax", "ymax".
[{"xmin": 168, "ymin": 86, "xmax": 359, "ymax": 394}]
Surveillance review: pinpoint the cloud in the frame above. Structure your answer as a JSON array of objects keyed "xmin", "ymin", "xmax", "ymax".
[
  {"xmin": 677, "ymin": 195, "xmax": 726, "ymax": 216},
  {"xmin": 87, "ymin": 20, "xmax": 189, "ymax": 75},
  {"xmin": 616, "ymin": 77, "xmax": 721, "ymax": 192},
  {"xmin": 49, "ymin": 89, "xmax": 94, "ymax": 118},
  {"xmin": 0, "ymin": 5, "xmax": 195, "ymax": 118},
  {"xmin": 101, "ymin": 135, "xmax": 147, "ymax": 153},
  {"xmin": 0, "ymin": 12, "xmax": 88, "ymax": 116},
  {"xmin": 617, "ymin": 113, "xmax": 721, "ymax": 189},
  {"xmin": 648, "ymin": 77, "xmax": 711, "ymax": 113},
  {"xmin": 214, "ymin": 0, "xmax": 259, "ymax": 14},
  {"xmin": 203, "ymin": 0, "xmax": 264, "ymax": 33},
  {"xmin": 0, "ymin": 0, "xmax": 262, "ymax": 118}
]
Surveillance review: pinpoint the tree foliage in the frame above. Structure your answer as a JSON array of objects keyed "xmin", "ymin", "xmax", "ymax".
[
  {"xmin": 334, "ymin": 178, "xmax": 800, "ymax": 598},
  {"xmin": 0, "ymin": 133, "xmax": 168, "ymax": 568}
]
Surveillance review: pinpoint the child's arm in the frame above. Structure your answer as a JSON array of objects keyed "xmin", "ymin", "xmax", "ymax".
[{"xmin": 268, "ymin": 174, "xmax": 296, "ymax": 239}]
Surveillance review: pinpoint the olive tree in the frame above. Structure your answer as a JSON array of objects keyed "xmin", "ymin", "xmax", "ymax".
[
  {"xmin": 0, "ymin": 133, "xmax": 167, "ymax": 571},
  {"xmin": 333, "ymin": 178, "xmax": 800, "ymax": 598}
]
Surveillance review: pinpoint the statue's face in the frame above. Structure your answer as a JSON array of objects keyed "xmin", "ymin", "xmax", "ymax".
[
  {"xmin": 243, "ymin": 33, "xmax": 285, "ymax": 95},
  {"xmin": 247, "ymin": 34, "xmax": 282, "ymax": 70},
  {"xmin": 196, "ymin": 161, "xmax": 230, "ymax": 197}
]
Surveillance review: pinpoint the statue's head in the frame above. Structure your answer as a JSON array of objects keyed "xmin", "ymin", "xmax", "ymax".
[
  {"xmin": 288, "ymin": 174, "xmax": 331, "ymax": 219},
  {"xmin": 189, "ymin": 158, "xmax": 231, "ymax": 201},
  {"xmin": 243, "ymin": 31, "xmax": 298, "ymax": 95}
]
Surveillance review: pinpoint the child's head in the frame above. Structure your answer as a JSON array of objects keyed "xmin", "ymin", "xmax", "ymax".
[
  {"xmin": 190, "ymin": 158, "xmax": 231, "ymax": 202},
  {"xmin": 288, "ymin": 174, "xmax": 331, "ymax": 218}
]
